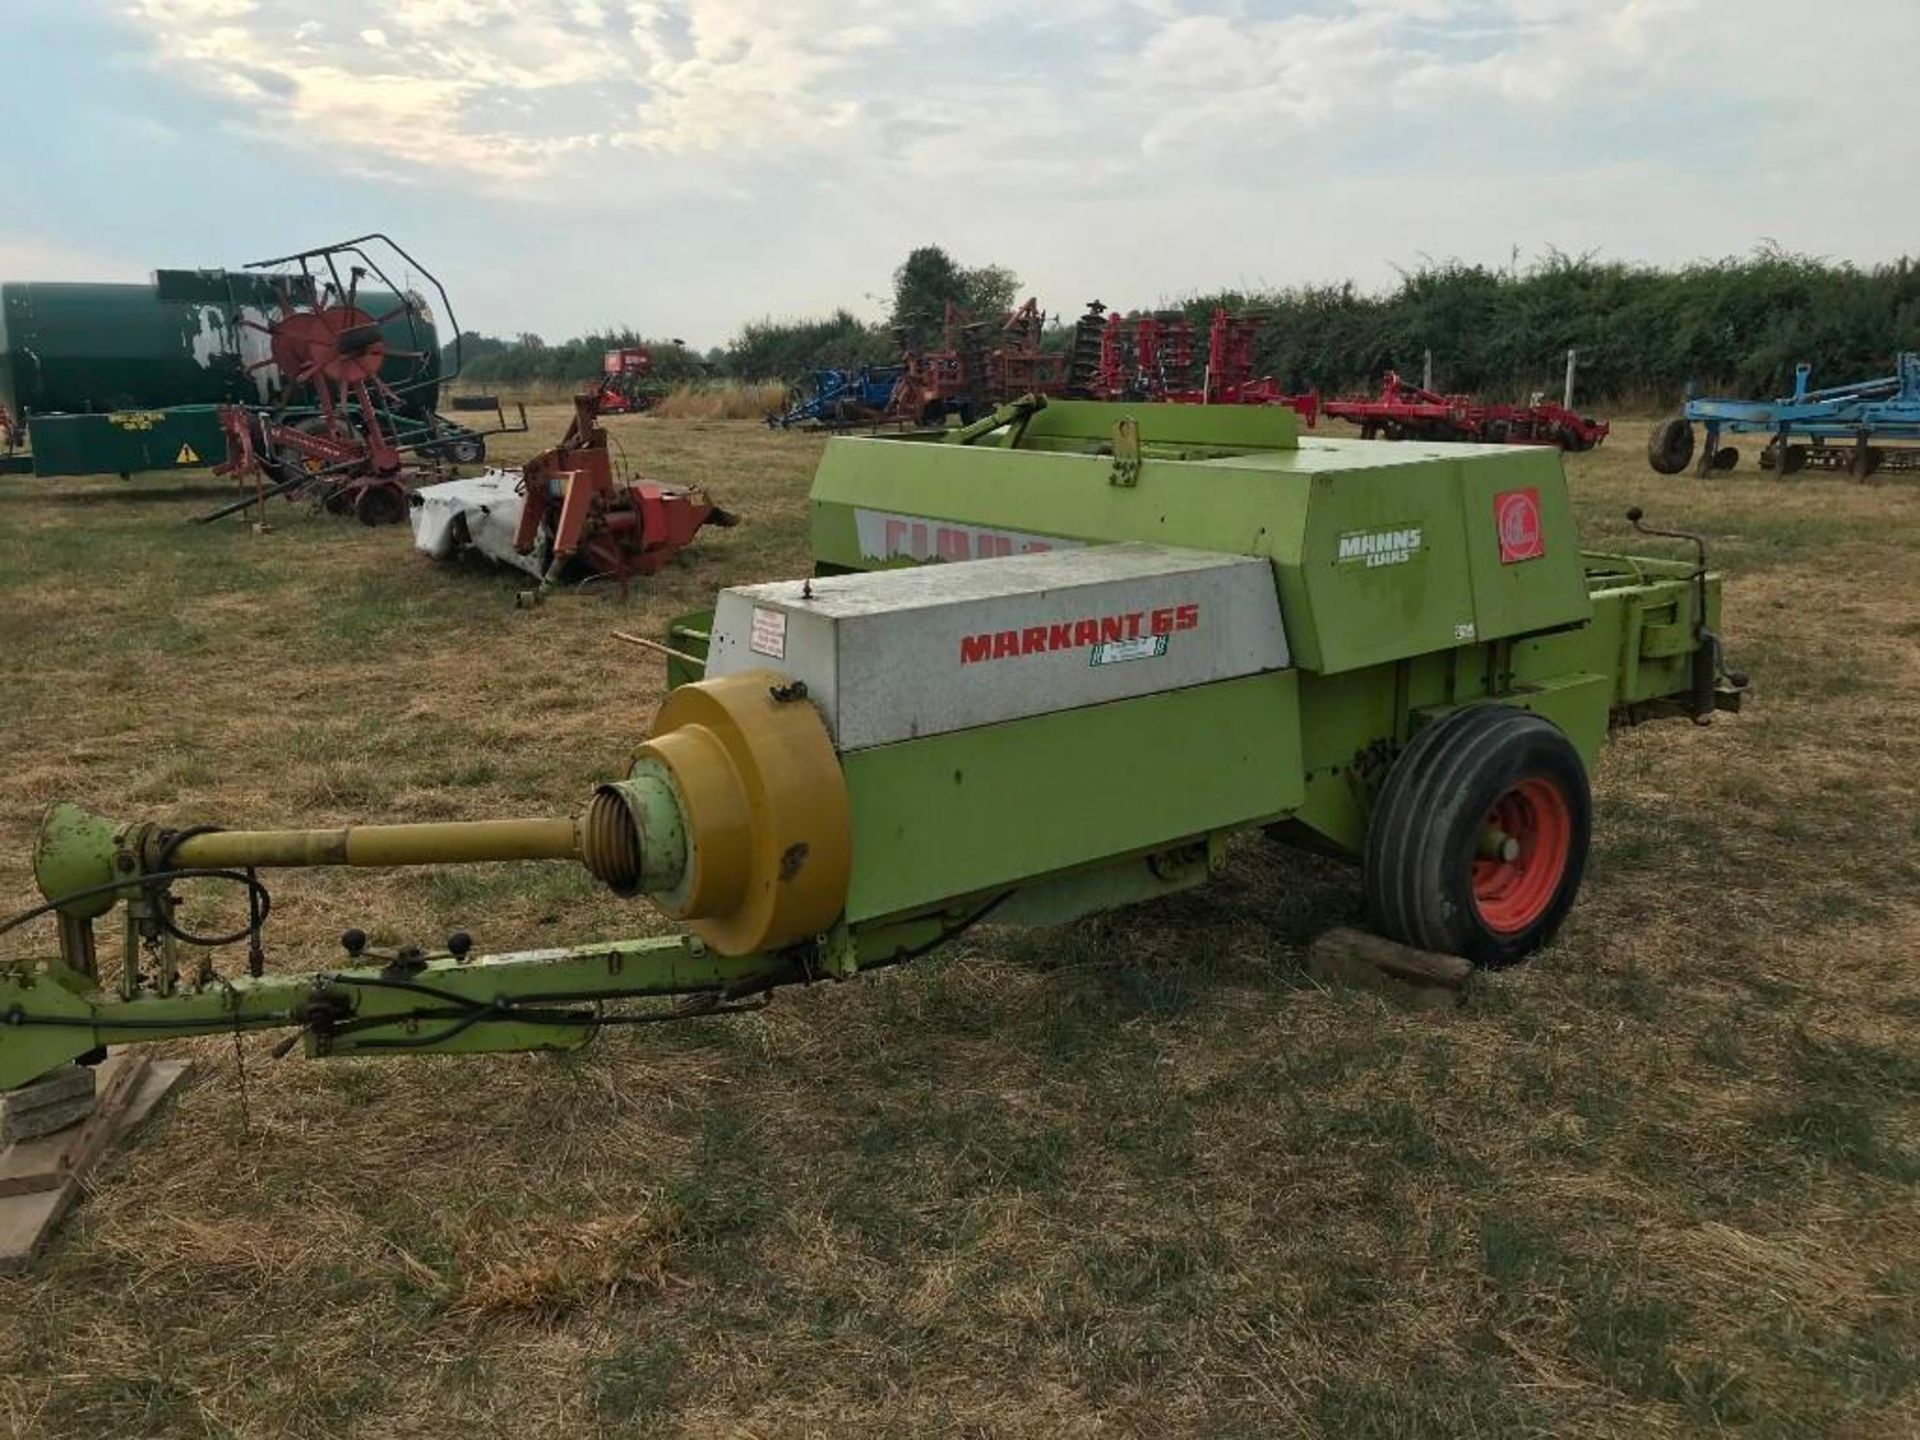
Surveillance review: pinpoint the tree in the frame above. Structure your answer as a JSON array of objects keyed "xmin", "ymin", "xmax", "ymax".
[
  {"xmin": 439, "ymin": 329, "xmax": 509, "ymax": 376},
  {"xmin": 889, "ymin": 246, "xmax": 1022, "ymax": 349},
  {"xmin": 963, "ymin": 263, "xmax": 1020, "ymax": 324}
]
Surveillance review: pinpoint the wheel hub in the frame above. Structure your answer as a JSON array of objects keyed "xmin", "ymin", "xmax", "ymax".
[{"xmin": 1471, "ymin": 777, "xmax": 1572, "ymax": 934}]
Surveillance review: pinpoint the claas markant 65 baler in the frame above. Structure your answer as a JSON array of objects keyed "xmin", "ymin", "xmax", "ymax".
[{"xmin": 0, "ymin": 399, "xmax": 1743, "ymax": 1091}]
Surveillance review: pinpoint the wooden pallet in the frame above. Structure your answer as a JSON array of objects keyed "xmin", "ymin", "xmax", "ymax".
[{"xmin": 0, "ymin": 1053, "xmax": 190, "ymax": 1273}]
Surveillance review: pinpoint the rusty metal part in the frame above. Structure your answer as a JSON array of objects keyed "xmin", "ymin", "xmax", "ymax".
[{"xmin": 513, "ymin": 394, "xmax": 735, "ymax": 594}]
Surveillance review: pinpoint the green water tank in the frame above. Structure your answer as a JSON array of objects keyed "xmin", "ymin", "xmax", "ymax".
[{"xmin": 0, "ymin": 273, "xmax": 441, "ymax": 419}]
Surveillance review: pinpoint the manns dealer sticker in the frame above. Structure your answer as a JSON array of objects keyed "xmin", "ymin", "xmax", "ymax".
[
  {"xmin": 1336, "ymin": 524, "xmax": 1424, "ymax": 568},
  {"xmin": 1495, "ymin": 486, "xmax": 1545, "ymax": 565}
]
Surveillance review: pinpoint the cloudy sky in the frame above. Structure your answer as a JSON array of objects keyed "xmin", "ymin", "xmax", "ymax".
[{"xmin": 5, "ymin": 0, "xmax": 1916, "ymax": 348}]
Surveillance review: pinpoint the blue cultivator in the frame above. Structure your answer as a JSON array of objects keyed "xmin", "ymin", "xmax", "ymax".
[
  {"xmin": 767, "ymin": 365, "xmax": 905, "ymax": 430},
  {"xmin": 1648, "ymin": 353, "xmax": 1920, "ymax": 478}
]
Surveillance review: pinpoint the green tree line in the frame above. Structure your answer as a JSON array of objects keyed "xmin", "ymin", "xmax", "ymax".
[
  {"xmin": 448, "ymin": 248, "xmax": 1920, "ymax": 405},
  {"xmin": 444, "ymin": 328, "xmax": 714, "ymax": 387}
]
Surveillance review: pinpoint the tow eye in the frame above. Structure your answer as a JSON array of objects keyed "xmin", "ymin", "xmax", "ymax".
[{"xmin": 1626, "ymin": 508, "xmax": 1749, "ymax": 723}]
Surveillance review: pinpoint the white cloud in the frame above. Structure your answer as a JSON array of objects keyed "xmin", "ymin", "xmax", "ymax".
[
  {"xmin": 101, "ymin": 0, "xmax": 1920, "ymax": 345},
  {"xmin": 115, "ymin": 0, "xmax": 1741, "ymax": 186},
  {"xmin": 0, "ymin": 233, "xmax": 148, "ymax": 283}
]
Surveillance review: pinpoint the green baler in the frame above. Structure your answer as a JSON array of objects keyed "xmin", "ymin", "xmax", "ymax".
[{"xmin": 0, "ymin": 400, "xmax": 1741, "ymax": 1093}]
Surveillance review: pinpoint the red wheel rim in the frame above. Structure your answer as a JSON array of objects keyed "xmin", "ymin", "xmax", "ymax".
[{"xmin": 1471, "ymin": 777, "xmax": 1572, "ymax": 935}]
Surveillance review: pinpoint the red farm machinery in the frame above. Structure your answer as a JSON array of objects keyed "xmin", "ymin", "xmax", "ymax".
[
  {"xmin": 885, "ymin": 299, "xmax": 1070, "ymax": 426},
  {"xmin": 1066, "ymin": 304, "xmax": 1319, "ymax": 423},
  {"xmin": 1325, "ymin": 371, "xmax": 1608, "ymax": 452},
  {"xmin": 410, "ymin": 393, "xmax": 736, "ymax": 602},
  {"xmin": 200, "ymin": 236, "xmax": 525, "ymax": 528},
  {"xmin": 592, "ymin": 346, "xmax": 671, "ymax": 416}
]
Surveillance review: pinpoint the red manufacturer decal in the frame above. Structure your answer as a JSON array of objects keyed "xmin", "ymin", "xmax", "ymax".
[
  {"xmin": 959, "ymin": 604, "xmax": 1199, "ymax": 663},
  {"xmin": 1495, "ymin": 486, "xmax": 1545, "ymax": 564}
]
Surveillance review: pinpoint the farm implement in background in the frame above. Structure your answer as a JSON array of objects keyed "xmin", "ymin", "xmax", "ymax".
[
  {"xmin": 887, "ymin": 299, "xmax": 1070, "ymax": 426},
  {"xmin": 410, "ymin": 392, "xmax": 735, "ymax": 601},
  {"xmin": 1648, "ymin": 352, "xmax": 1920, "ymax": 479},
  {"xmin": 0, "ymin": 397, "xmax": 1743, "ymax": 1119},
  {"xmin": 767, "ymin": 365, "xmax": 907, "ymax": 430},
  {"xmin": 1324, "ymin": 372, "xmax": 1608, "ymax": 452},
  {"xmin": 1069, "ymin": 305, "xmax": 1319, "ymax": 420},
  {"xmin": 768, "ymin": 299, "xmax": 1076, "ymax": 432},
  {"xmin": 592, "ymin": 346, "xmax": 672, "ymax": 416},
  {"xmin": 199, "ymin": 236, "xmax": 524, "ymax": 528},
  {"xmin": 0, "ymin": 234, "xmax": 514, "ymax": 508},
  {"xmin": 883, "ymin": 300, "xmax": 1075, "ymax": 427}
]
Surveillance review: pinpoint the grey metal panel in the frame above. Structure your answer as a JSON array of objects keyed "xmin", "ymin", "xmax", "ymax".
[{"xmin": 706, "ymin": 543, "xmax": 1289, "ymax": 751}]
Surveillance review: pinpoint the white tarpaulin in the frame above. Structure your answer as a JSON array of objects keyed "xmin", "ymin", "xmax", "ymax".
[{"xmin": 409, "ymin": 470, "xmax": 545, "ymax": 578}]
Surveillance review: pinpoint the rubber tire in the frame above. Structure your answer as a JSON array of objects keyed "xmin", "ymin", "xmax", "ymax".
[
  {"xmin": 354, "ymin": 483, "xmax": 409, "ymax": 527},
  {"xmin": 1647, "ymin": 415, "xmax": 1694, "ymax": 474},
  {"xmin": 445, "ymin": 435, "xmax": 485, "ymax": 465},
  {"xmin": 1364, "ymin": 704, "xmax": 1592, "ymax": 967}
]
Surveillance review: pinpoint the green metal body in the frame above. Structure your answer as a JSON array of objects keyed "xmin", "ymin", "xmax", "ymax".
[
  {"xmin": 0, "ymin": 400, "xmax": 1736, "ymax": 1093},
  {"xmin": 843, "ymin": 671, "xmax": 1301, "ymax": 923},
  {"xmin": 0, "ymin": 274, "xmax": 439, "ymax": 477},
  {"xmin": 800, "ymin": 400, "xmax": 1726, "ymax": 862},
  {"xmin": 21, "ymin": 406, "xmax": 230, "ymax": 478}
]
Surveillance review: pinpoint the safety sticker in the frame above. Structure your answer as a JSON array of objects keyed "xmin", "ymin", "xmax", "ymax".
[
  {"xmin": 1496, "ymin": 486, "xmax": 1545, "ymax": 564},
  {"xmin": 749, "ymin": 605, "xmax": 787, "ymax": 659},
  {"xmin": 175, "ymin": 443, "xmax": 201, "ymax": 465}
]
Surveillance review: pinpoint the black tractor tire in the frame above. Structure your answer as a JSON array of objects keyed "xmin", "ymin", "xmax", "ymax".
[
  {"xmin": 1646, "ymin": 415, "xmax": 1694, "ymax": 474},
  {"xmin": 443, "ymin": 434, "xmax": 486, "ymax": 465},
  {"xmin": 354, "ymin": 482, "xmax": 409, "ymax": 527},
  {"xmin": 1780, "ymin": 443, "xmax": 1808, "ymax": 475},
  {"xmin": 1364, "ymin": 704, "xmax": 1592, "ymax": 967}
]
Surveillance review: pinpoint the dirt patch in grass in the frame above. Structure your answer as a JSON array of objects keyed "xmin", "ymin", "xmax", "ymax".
[{"xmin": 0, "ymin": 418, "xmax": 1915, "ymax": 1437}]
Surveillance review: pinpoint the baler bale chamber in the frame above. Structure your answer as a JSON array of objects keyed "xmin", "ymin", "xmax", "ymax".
[{"xmin": 0, "ymin": 398, "xmax": 1742, "ymax": 1094}]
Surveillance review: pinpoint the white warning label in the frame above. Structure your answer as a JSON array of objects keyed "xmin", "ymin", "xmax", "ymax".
[{"xmin": 749, "ymin": 605, "xmax": 787, "ymax": 659}]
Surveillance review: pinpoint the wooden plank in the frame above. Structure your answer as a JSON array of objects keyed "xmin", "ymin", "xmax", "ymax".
[
  {"xmin": 1307, "ymin": 926, "xmax": 1473, "ymax": 1009},
  {"xmin": 0, "ymin": 1054, "xmax": 148, "ymax": 1197},
  {"xmin": 0, "ymin": 1055, "xmax": 188, "ymax": 1273},
  {"xmin": 0, "ymin": 1187, "xmax": 76, "ymax": 1275}
]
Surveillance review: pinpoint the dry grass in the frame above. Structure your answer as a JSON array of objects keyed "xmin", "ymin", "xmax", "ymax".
[
  {"xmin": 648, "ymin": 381, "xmax": 787, "ymax": 422},
  {"xmin": 445, "ymin": 381, "xmax": 787, "ymax": 421},
  {"xmin": 0, "ymin": 412, "xmax": 1916, "ymax": 1437}
]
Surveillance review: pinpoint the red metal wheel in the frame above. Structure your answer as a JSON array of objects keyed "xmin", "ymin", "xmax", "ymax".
[{"xmin": 1470, "ymin": 778, "xmax": 1573, "ymax": 935}]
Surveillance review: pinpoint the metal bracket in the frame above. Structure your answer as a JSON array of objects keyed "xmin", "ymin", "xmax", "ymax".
[
  {"xmin": 818, "ymin": 921, "xmax": 858, "ymax": 981},
  {"xmin": 1110, "ymin": 416, "xmax": 1142, "ymax": 487}
]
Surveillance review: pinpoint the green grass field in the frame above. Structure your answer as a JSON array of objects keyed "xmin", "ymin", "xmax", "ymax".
[{"xmin": 0, "ymin": 412, "xmax": 1916, "ymax": 1438}]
